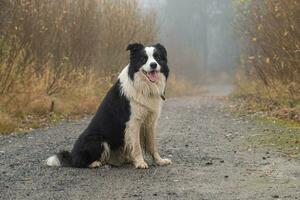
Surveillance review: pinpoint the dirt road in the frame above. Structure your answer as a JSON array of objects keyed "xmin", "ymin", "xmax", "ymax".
[{"xmin": 1, "ymin": 89, "xmax": 299, "ymax": 199}]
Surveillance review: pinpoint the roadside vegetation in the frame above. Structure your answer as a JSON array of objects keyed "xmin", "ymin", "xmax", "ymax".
[
  {"xmin": 233, "ymin": 0, "xmax": 300, "ymax": 123},
  {"xmin": 0, "ymin": 0, "xmax": 157, "ymax": 134},
  {"xmin": 0, "ymin": 0, "xmax": 204, "ymax": 134}
]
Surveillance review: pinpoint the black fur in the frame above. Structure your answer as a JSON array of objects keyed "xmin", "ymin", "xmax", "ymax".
[
  {"xmin": 127, "ymin": 43, "xmax": 146, "ymax": 80},
  {"xmin": 52, "ymin": 43, "xmax": 169, "ymax": 168},
  {"xmin": 56, "ymin": 81, "xmax": 131, "ymax": 168},
  {"xmin": 57, "ymin": 151, "xmax": 72, "ymax": 167},
  {"xmin": 153, "ymin": 43, "xmax": 169, "ymax": 79}
]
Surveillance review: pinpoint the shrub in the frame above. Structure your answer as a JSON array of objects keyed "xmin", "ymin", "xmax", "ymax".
[{"xmin": 234, "ymin": 0, "xmax": 300, "ymax": 102}]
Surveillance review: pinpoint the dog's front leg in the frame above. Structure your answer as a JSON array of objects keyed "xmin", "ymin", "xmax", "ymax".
[
  {"xmin": 145, "ymin": 116, "xmax": 172, "ymax": 166},
  {"xmin": 125, "ymin": 118, "xmax": 148, "ymax": 169}
]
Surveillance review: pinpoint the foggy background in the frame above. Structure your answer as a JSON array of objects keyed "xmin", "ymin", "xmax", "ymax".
[{"xmin": 142, "ymin": 0, "xmax": 240, "ymax": 84}]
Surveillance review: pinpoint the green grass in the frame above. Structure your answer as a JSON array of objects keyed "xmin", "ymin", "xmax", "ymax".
[
  {"xmin": 246, "ymin": 117, "xmax": 300, "ymax": 158},
  {"xmin": 255, "ymin": 116, "xmax": 300, "ymax": 129}
]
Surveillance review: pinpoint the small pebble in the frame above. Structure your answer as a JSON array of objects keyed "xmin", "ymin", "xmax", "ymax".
[{"xmin": 205, "ymin": 161, "xmax": 213, "ymax": 165}]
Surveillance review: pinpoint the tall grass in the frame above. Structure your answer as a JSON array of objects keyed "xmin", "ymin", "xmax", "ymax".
[
  {"xmin": 233, "ymin": 0, "xmax": 300, "ymax": 122},
  {"xmin": 0, "ymin": 0, "xmax": 156, "ymax": 133}
]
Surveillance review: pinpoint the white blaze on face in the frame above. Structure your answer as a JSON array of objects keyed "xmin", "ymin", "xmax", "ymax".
[
  {"xmin": 142, "ymin": 47, "xmax": 161, "ymax": 83},
  {"xmin": 143, "ymin": 47, "xmax": 161, "ymax": 72}
]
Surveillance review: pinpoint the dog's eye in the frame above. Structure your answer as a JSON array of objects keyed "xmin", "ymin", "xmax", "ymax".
[
  {"xmin": 154, "ymin": 53, "xmax": 165, "ymax": 61},
  {"xmin": 141, "ymin": 56, "xmax": 147, "ymax": 63}
]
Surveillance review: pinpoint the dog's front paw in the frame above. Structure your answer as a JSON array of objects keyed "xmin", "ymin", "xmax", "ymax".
[
  {"xmin": 155, "ymin": 158, "xmax": 172, "ymax": 166},
  {"xmin": 134, "ymin": 160, "xmax": 149, "ymax": 169}
]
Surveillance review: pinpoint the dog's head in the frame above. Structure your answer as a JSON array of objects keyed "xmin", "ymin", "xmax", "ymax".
[{"xmin": 126, "ymin": 43, "xmax": 169, "ymax": 83}]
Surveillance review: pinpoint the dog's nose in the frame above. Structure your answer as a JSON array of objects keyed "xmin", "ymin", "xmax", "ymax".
[{"xmin": 150, "ymin": 62, "xmax": 157, "ymax": 69}]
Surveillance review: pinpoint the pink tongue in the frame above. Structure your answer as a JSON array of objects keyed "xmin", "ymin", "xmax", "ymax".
[{"xmin": 148, "ymin": 71, "xmax": 157, "ymax": 82}]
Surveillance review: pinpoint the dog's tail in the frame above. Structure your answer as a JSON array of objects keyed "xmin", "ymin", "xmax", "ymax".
[{"xmin": 46, "ymin": 151, "xmax": 72, "ymax": 167}]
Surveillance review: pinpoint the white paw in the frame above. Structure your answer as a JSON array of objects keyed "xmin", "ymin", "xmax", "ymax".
[
  {"xmin": 89, "ymin": 161, "xmax": 103, "ymax": 168},
  {"xmin": 155, "ymin": 158, "xmax": 172, "ymax": 166},
  {"xmin": 134, "ymin": 161, "xmax": 149, "ymax": 169}
]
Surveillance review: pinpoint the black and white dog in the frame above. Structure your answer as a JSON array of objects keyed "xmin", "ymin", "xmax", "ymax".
[{"xmin": 46, "ymin": 43, "xmax": 171, "ymax": 169}]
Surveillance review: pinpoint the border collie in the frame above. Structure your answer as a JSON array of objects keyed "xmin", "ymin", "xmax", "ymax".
[{"xmin": 46, "ymin": 43, "xmax": 171, "ymax": 169}]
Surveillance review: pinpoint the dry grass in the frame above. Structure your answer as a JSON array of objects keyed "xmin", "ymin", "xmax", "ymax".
[
  {"xmin": 0, "ymin": 72, "xmax": 205, "ymax": 134},
  {"xmin": 0, "ymin": 112, "xmax": 17, "ymax": 134},
  {"xmin": 166, "ymin": 74, "xmax": 205, "ymax": 97},
  {"xmin": 0, "ymin": 72, "xmax": 112, "ymax": 134},
  {"xmin": 232, "ymin": 75, "xmax": 300, "ymax": 123}
]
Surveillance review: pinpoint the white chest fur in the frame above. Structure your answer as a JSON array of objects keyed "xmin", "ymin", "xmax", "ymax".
[{"xmin": 118, "ymin": 65, "xmax": 165, "ymax": 112}]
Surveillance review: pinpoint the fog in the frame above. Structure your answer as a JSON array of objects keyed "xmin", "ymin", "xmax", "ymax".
[{"xmin": 142, "ymin": 0, "xmax": 240, "ymax": 84}]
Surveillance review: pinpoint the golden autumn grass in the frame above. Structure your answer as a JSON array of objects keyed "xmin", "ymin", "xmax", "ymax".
[
  {"xmin": 231, "ymin": 73, "xmax": 300, "ymax": 124},
  {"xmin": 0, "ymin": 71, "xmax": 204, "ymax": 134},
  {"xmin": 0, "ymin": 69, "xmax": 112, "ymax": 134}
]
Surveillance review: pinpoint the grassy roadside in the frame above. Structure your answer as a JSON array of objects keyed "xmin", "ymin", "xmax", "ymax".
[
  {"xmin": 0, "ymin": 76, "xmax": 112, "ymax": 134},
  {"xmin": 245, "ymin": 117, "xmax": 300, "ymax": 158},
  {"xmin": 230, "ymin": 80, "xmax": 300, "ymax": 124},
  {"xmin": 0, "ymin": 74, "xmax": 205, "ymax": 135},
  {"xmin": 229, "ymin": 86, "xmax": 300, "ymax": 158}
]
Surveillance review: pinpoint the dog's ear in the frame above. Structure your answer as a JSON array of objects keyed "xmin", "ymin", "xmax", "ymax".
[
  {"xmin": 126, "ymin": 43, "xmax": 144, "ymax": 52},
  {"xmin": 155, "ymin": 43, "xmax": 167, "ymax": 57}
]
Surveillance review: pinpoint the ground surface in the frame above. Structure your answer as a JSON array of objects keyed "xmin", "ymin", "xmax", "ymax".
[{"xmin": 1, "ymin": 87, "xmax": 300, "ymax": 200}]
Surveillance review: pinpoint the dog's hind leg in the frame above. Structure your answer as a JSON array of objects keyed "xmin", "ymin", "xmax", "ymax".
[
  {"xmin": 89, "ymin": 142, "xmax": 110, "ymax": 168},
  {"xmin": 107, "ymin": 149, "xmax": 127, "ymax": 166},
  {"xmin": 89, "ymin": 160, "xmax": 103, "ymax": 168}
]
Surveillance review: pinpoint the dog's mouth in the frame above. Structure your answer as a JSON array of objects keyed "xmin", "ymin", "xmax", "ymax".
[{"xmin": 142, "ymin": 70, "xmax": 158, "ymax": 83}]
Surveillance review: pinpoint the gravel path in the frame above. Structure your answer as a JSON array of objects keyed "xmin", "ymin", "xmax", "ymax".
[{"xmin": 1, "ymin": 92, "xmax": 299, "ymax": 199}]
